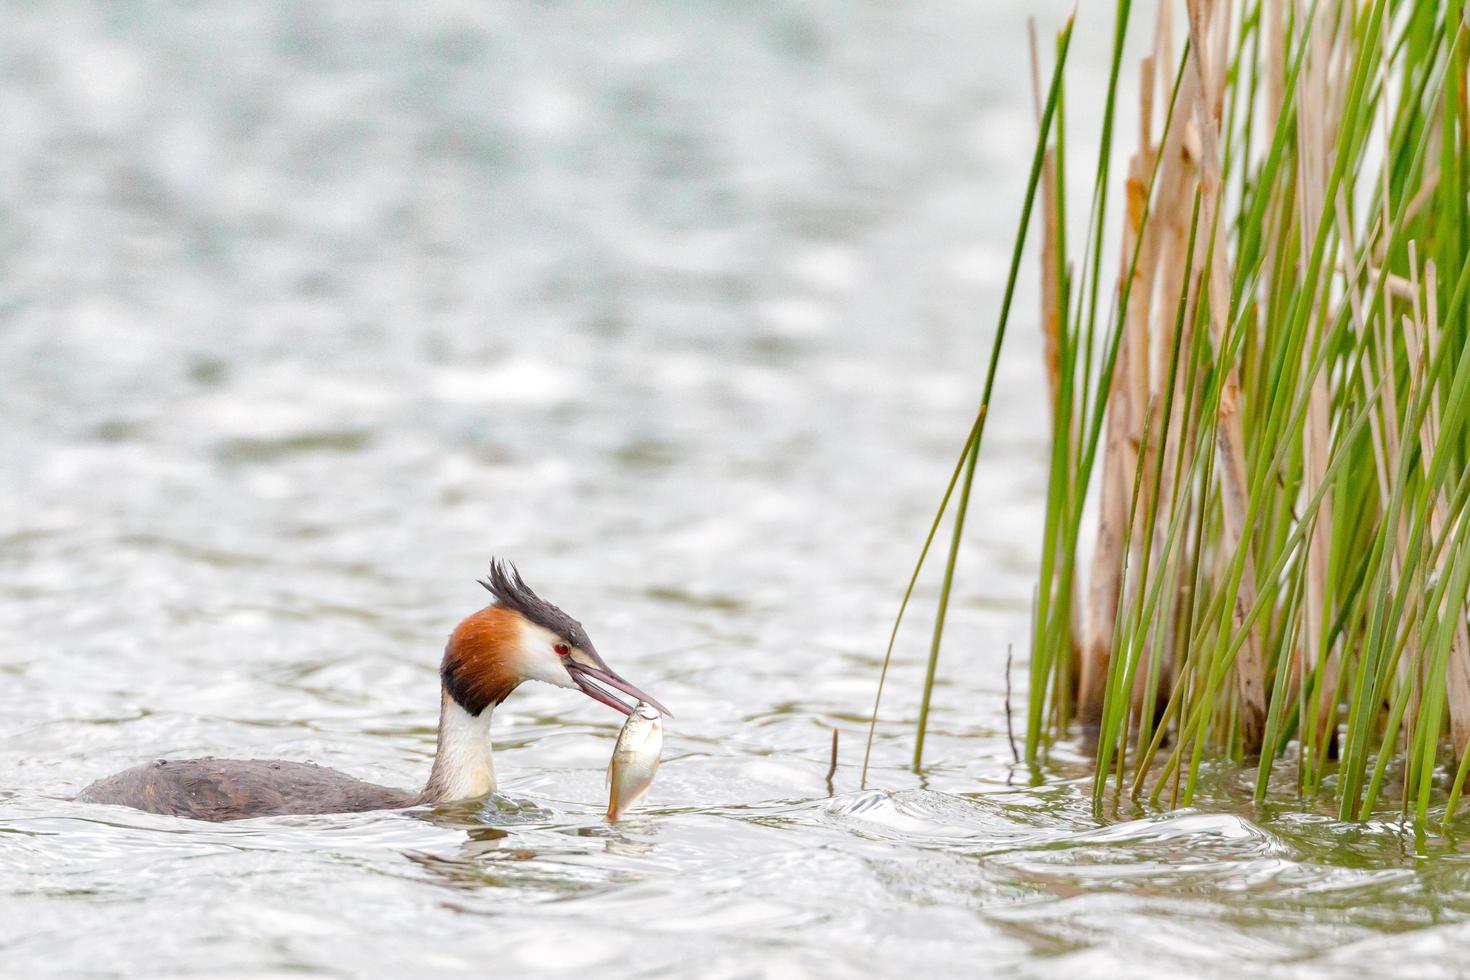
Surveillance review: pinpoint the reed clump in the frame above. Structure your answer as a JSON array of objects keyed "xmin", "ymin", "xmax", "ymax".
[{"xmin": 866, "ymin": 0, "xmax": 1470, "ymax": 827}]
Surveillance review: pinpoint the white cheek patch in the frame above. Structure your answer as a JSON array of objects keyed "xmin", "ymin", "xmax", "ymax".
[{"xmin": 515, "ymin": 619, "xmax": 579, "ymax": 689}]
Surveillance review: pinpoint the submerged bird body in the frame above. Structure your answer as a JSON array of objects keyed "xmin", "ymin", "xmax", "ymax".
[
  {"xmin": 78, "ymin": 561, "xmax": 669, "ymax": 822},
  {"xmin": 606, "ymin": 702, "xmax": 663, "ymax": 821},
  {"xmin": 77, "ymin": 758, "xmax": 417, "ymax": 819}
]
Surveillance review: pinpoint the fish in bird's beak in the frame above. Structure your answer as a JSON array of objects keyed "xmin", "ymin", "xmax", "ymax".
[
  {"xmin": 566, "ymin": 648, "xmax": 672, "ymax": 718},
  {"xmin": 607, "ymin": 702, "xmax": 663, "ymax": 821}
]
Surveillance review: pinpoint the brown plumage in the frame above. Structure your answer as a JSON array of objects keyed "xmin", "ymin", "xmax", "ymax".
[
  {"xmin": 440, "ymin": 606, "xmax": 522, "ymax": 716},
  {"xmin": 75, "ymin": 561, "xmax": 669, "ymax": 822}
]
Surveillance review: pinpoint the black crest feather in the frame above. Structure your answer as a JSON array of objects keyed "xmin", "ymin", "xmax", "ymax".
[{"xmin": 479, "ymin": 559, "xmax": 593, "ymax": 653}]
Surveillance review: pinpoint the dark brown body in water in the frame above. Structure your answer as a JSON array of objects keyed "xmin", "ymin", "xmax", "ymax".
[{"xmin": 78, "ymin": 759, "xmax": 418, "ymax": 821}]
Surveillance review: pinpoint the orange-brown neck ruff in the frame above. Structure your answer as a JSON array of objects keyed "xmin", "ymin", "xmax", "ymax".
[{"xmin": 441, "ymin": 607, "xmax": 522, "ymax": 716}]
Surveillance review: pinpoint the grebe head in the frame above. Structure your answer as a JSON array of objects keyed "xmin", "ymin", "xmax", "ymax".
[{"xmin": 440, "ymin": 559, "xmax": 671, "ymax": 719}]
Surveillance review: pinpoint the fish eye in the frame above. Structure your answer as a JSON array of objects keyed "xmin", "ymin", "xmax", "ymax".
[{"xmin": 554, "ymin": 643, "xmax": 570, "ymax": 657}]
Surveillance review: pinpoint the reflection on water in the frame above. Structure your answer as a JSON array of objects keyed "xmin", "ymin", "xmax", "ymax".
[{"xmin": 3, "ymin": 1, "xmax": 1470, "ymax": 978}]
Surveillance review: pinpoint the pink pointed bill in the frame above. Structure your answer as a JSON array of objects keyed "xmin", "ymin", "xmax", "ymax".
[{"xmin": 568, "ymin": 663, "xmax": 672, "ymax": 718}]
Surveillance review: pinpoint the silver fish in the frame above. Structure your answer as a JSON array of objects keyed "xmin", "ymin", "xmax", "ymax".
[{"xmin": 606, "ymin": 702, "xmax": 662, "ymax": 820}]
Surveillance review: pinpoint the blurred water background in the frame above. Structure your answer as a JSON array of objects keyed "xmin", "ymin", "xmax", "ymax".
[{"xmin": 5, "ymin": 3, "xmax": 1470, "ymax": 978}]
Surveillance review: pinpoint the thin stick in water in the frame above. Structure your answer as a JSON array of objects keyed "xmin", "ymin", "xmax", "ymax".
[
  {"xmin": 1005, "ymin": 644, "xmax": 1020, "ymax": 766},
  {"xmin": 825, "ymin": 728, "xmax": 839, "ymax": 796}
]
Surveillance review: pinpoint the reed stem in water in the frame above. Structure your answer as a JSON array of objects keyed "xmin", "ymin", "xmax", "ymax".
[{"xmin": 867, "ymin": 0, "xmax": 1470, "ymax": 829}]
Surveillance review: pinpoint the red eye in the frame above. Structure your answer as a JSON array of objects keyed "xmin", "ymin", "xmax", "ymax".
[{"xmin": 554, "ymin": 643, "xmax": 570, "ymax": 656}]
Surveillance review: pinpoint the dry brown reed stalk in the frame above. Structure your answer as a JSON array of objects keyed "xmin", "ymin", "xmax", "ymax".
[
  {"xmin": 1185, "ymin": 0, "xmax": 1269, "ymax": 751},
  {"xmin": 1030, "ymin": 20, "xmax": 1084, "ymax": 727},
  {"xmin": 1030, "ymin": 20, "xmax": 1065, "ymax": 412},
  {"xmin": 1296, "ymin": 0, "xmax": 1340, "ymax": 755},
  {"xmin": 1407, "ymin": 260, "xmax": 1470, "ymax": 757}
]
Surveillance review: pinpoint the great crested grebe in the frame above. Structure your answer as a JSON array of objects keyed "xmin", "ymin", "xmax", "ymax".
[{"xmin": 78, "ymin": 560, "xmax": 670, "ymax": 822}]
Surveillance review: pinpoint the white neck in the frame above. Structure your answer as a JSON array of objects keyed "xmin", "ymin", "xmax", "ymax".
[{"xmin": 421, "ymin": 691, "xmax": 497, "ymax": 804}]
